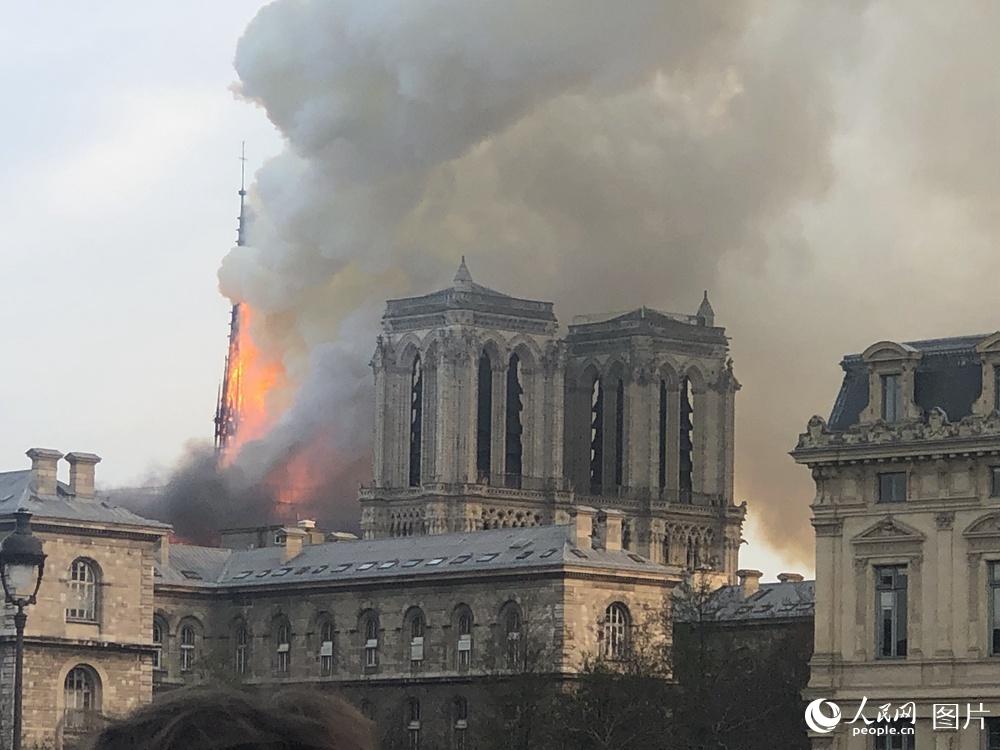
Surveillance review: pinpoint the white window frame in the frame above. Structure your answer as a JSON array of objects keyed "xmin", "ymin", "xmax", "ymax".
[
  {"xmin": 152, "ymin": 620, "xmax": 164, "ymax": 671},
  {"xmin": 276, "ymin": 621, "xmax": 291, "ymax": 674},
  {"xmin": 364, "ymin": 617, "xmax": 379, "ymax": 668},
  {"xmin": 180, "ymin": 625, "xmax": 196, "ymax": 672},
  {"xmin": 64, "ymin": 666, "xmax": 99, "ymax": 732},
  {"xmin": 320, "ymin": 621, "xmax": 335, "ymax": 676},
  {"xmin": 602, "ymin": 603, "xmax": 630, "ymax": 660},
  {"xmin": 67, "ymin": 559, "xmax": 98, "ymax": 622},
  {"xmin": 235, "ymin": 626, "xmax": 249, "ymax": 675}
]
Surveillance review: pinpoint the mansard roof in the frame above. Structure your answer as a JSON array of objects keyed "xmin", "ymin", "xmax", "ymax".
[
  {"xmin": 678, "ymin": 578, "xmax": 815, "ymax": 624},
  {"xmin": 566, "ymin": 306, "xmax": 727, "ymax": 346},
  {"xmin": 156, "ymin": 524, "xmax": 665, "ymax": 589},
  {"xmin": 0, "ymin": 470, "xmax": 169, "ymax": 530},
  {"xmin": 383, "ymin": 259, "xmax": 556, "ymax": 330},
  {"xmin": 829, "ymin": 333, "xmax": 991, "ymax": 431}
]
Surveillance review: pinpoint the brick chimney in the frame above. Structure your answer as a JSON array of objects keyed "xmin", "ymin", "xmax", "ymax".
[
  {"xmin": 26, "ymin": 448, "xmax": 62, "ymax": 496},
  {"xmin": 65, "ymin": 452, "xmax": 101, "ymax": 499},
  {"xmin": 281, "ymin": 527, "xmax": 308, "ymax": 563},
  {"xmin": 571, "ymin": 506, "xmax": 597, "ymax": 551},
  {"xmin": 736, "ymin": 569, "xmax": 763, "ymax": 597},
  {"xmin": 777, "ymin": 572, "xmax": 804, "ymax": 583},
  {"xmin": 594, "ymin": 509, "xmax": 624, "ymax": 552}
]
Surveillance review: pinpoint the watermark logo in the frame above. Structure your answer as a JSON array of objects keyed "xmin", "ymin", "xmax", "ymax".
[{"xmin": 804, "ymin": 699, "xmax": 842, "ymax": 734}]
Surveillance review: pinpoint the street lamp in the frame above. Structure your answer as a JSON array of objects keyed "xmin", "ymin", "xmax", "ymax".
[{"xmin": 0, "ymin": 511, "xmax": 46, "ymax": 750}]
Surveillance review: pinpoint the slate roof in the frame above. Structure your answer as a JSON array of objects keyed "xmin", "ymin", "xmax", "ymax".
[
  {"xmin": 680, "ymin": 579, "xmax": 815, "ymax": 623},
  {"xmin": 829, "ymin": 334, "xmax": 991, "ymax": 431},
  {"xmin": 157, "ymin": 524, "xmax": 666, "ymax": 589},
  {"xmin": 0, "ymin": 470, "xmax": 169, "ymax": 529},
  {"xmin": 567, "ymin": 306, "xmax": 727, "ymax": 345}
]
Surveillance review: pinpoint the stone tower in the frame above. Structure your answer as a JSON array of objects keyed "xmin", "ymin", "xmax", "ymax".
[{"xmin": 361, "ymin": 261, "xmax": 745, "ymax": 581}]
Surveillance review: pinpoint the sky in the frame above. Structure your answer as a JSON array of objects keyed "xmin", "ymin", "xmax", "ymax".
[{"xmin": 4, "ymin": 2, "xmax": 1000, "ymax": 581}]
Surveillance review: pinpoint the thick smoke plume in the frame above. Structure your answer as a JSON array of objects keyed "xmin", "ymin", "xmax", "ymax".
[{"xmin": 204, "ymin": 0, "xmax": 870, "ymax": 561}]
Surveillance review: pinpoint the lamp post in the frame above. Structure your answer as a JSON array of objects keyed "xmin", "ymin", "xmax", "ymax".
[{"xmin": 0, "ymin": 511, "xmax": 46, "ymax": 750}]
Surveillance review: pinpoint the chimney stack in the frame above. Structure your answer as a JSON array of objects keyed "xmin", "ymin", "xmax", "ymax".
[
  {"xmin": 65, "ymin": 452, "xmax": 101, "ymax": 499},
  {"xmin": 594, "ymin": 509, "xmax": 624, "ymax": 552},
  {"xmin": 281, "ymin": 527, "xmax": 308, "ymax": 563},
  {"xmin": 736, "ymin": 569, "xmax": 763, "ymax": 598},
  {"xmin": 26, "ymin": 448, "xmax": 62, "ymax": 496},
  {"xmin": 777, "ymin": 572, "xmax": 804, "ymax": 583},
  {"xmin": 571, "ymin": 506, "xmax": 597, "ymax": 551}
]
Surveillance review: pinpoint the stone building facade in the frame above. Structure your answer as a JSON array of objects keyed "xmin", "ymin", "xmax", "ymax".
[
  {"xmin": 362, "ymin": 260, "xmax": 746, "ymax": 582},
  {"xmin": 793, "ymin": 334, "xmax": 1000, "ymax": 750}
]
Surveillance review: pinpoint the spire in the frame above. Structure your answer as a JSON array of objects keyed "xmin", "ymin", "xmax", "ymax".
[
  {"xmin": 453, "ymin": 255, "xmax": 473, "ymax": 290},
  {"xmin": 696, "ymin": 290, "xmax": 715, "ymax": 327},
  {"xmin": 237, "ymin": 141, "xmax": 247, "ymax": 247}
]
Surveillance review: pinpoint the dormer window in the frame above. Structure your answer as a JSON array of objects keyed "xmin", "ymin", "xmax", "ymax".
[{"xmin": 881, "ymin": 374, "xmax": 902, "ymax": 422}]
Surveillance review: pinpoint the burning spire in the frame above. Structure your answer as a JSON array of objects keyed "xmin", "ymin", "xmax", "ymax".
[{"xmin": 214, "ymin": 143, "xmax": 248, "ymax": 457}]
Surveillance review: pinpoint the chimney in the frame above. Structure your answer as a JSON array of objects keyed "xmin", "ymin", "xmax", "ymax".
[
  {"xmin": 281, "ymin": 527, "xmax": 308, "ymax": 563},
  {"xmin": 571, "ymin": 506, "xmax": 597, "ymax": 550},
  {"xmin": 777, "ymin": 572, "xmax": 804, "ymax": 584},
  {"xmin": 736, "ymin": 569, "xmax": 763, "ymax": 597},
  {"xmin": 156, "ymin": 533, "xmax": 170, "ymax": 568},
  {"xmin": 65, "ymin": 452, "xmax": 101, "ymax": 499},
  {"xmin": 26, "ymin": 448, "xmax": 63, "ymax": 496},
  {"xmin": 595, "ymin": 509, "xmax": 624, "ymax": 552}
]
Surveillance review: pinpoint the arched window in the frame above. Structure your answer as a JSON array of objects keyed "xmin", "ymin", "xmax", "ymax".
[
  {"xmin": 363, "ymin": 612, "xmax": 379, "ymax": 669},
  {"xmin": 686, "ymin": 534, "xmax": 698, "ymax": 569},
  {"xmin": 658, "ymin": 379, "xmax": 668, "ymax": 490},
  {"xmin": 319, "ymin": 618, "xmax": 335, "ymax": 676},
  {"xmin": 406, "ymin": 698, "xmax": 422, "ymax": 748},
  {"xmin": 590, "ymin": 375, "xmax": 604, "ymax": 491},
  {"xmin": 64, "ymin": 665, "xmax": 100, "ymax": 731},
  {"xmin": 602, "ymin": 603, "xmax": 631, "ymax": 660},
  {"xmin": 661, "ymin": 532, "xmax": 671, "ymax": 565},
  {"xmin": 452, "ymin": 697, "xmax": 469, "ymax": 749},
  {"xmin": 476, "ymin": 351, "xmax": 493, "ymax": 482},
  {"xmin": 66, "ymin": 559, "xmax": 98, "ymax": 622},
  {"xmin": 455, "ymin": 607, "xmax": 473, "ymax": 670},
  {"xmin": 406, "ymin": 608, "xmax": 426, "ymax": 668},
  {"xmin": 180, "ymin": 624, "xmax": 197, "ymax": 672},
  {"xmin": 152, "ymin": 618, "xmax": 165, "ymax": 671},
  {"xmin": 501, "ymin": 603, "xmax": 523, "ymax": 670},
  {"xmin": 409, "ymin": 355, "xmax": 423, "ymax": 487},
  {"xmin": 679, "ymin": 376, "xmax": 694, "ymax": 500},
  {"xmin": 234, "ymin": 623, "xmax": 249, "ymax": 675},
  {"xmin": 614, "ymin": 377, "xmax": 625, "ymax": 486},
  {"xmin": 275, "ymin": 617, "xmax": 291, "ymax": 675},
  {"xmin": 505, "ymin": 353, "xmax": 523, "ymax": 485}
]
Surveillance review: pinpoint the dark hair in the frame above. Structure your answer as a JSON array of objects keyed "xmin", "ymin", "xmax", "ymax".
[{"xmin": 85, "ymin": 686, "xmax": 377, "ymax": 750}]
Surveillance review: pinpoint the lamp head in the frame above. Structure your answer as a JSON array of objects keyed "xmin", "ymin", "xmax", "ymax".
[{"xmin": 0, "ymin": 511, "xmax": 46, "ymax": 605}]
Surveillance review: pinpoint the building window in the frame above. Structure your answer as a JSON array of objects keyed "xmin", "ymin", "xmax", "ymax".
[
  {"xmin": 876, "ymin": 566, "xmax": 908, "ymax": 659},
  {"xmin": 452, "ymin": 697, "xmax": 468, "ymax": 749},
  {"xmin": 320, "ymin": 620, "xmax": 335, "ymax": 676},
  {"xmin": 406, "ymin": 698, "xmax": 421, "ymax": 749},
  {"xmin": 180, "ymin": 625, "xmax": 196, "ymax": 672},
  {"xmin": 991, "ymin": 466, "xmax": 1000, "ymax": 497},
  {"xmin": 64, "ymin": 665, "xmax": 100, "ymax": 732},
  {"xmin": 235, "ymin": 625, "xmax": 249, "ymax": 675},
  {"xmin": 152, "ymin": 619, "xmax": 165, "ymax": 671},
  {"xmin": 873, "ymin": 722, "xmax": 915, "ymax": 750},
  {"xmin": 456, "ymin": 609, "xmax": 473, "ymax": 669},
  {"xmin": 679, "ymin": 376, "xmax": 694, "ymax": 500},
  {"xmin": 590, "ymin": 375, "xmax": 604, "ymax": 491},
  {"xmin": 503, "ymin": 604, "xmax": 522, "ymax": 669},
  {"xmin": 881, "ymin": 373, "xmax": 902, "ymax": 423},
  {"xmin": 275, "ymin": 618, "xmax": 291, "ymax": 675},
  {"xmin": 407, "ymin": 609, "xmax": 425, "ymax": 668},
  {"xmin": 66, "ymin": 559, "xmax": 98, "ymax": 622},
  {"xmin": 661, "ymin": 533, "xmax": 671, "ymax": 565},
  {"xmin": 602, "ymin": 602, "xmax": 631, "ymax": 660},
  {"xmin": 991, "ymin": 562, "xmax": 1000, "ymax": 656},
  {"xmin": 621, "ymin": 520, "xmax": 632, "ymax": 551},
  {"xmin": 878, "ymin": 472, "xmax": 907, "ymax": 503},
  {"xmin": 505, "ymin": 353, "xmax": 523, "ymax": 485},
  {"xmin": 363, "ymin": 614, "xmax": 379, "ymax": 669},
  {"xmin": 476, "ymin": 352, "xmax": 493, "ymax": 482},
  {"xmin": 658, "ymin": 379, "xmax": 668, "ymax": 490},
  {"xmin": 409, "ymin": 355, "xmax": 423, "ymax": 487},
  {"xmin": 614, "ymin": 378, "xmax": 625, "ymax": 486},
  {"xmin": 987, "ymin": 717, "xmax": 1000, "ymax": 750}
]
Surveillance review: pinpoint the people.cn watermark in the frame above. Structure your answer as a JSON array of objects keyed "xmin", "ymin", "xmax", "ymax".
[{"xmin": 804, "ymin": 698, "xmax": 990, "ymax": 736}]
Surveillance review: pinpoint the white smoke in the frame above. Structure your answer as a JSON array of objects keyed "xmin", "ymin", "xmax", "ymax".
[{"xmin": 219, "ymin": 0, "xmax": 867, "ymax": 540}]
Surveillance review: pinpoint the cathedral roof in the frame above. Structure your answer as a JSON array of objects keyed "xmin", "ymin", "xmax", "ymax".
[
  {"xmin": 0, "ymin": 470, "xmax": 169, "ymax": 530},
  {"xmin": 567, "ymin": 305, "xmax": 726, "ymax": 345},
  {"xmin": 383, "ymin": 258, "xmax": 556, "ymax": 331},
  {"xmin": 828, "ymin": 333, "xmax": 992, "ymax": 430},
  {"xmin": 156, "ymin": 523, "xmax": 666, "ymax": 589}
]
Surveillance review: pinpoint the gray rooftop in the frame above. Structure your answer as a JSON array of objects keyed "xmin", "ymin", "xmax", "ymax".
[
  {"xmin": 0, "ymin": 470, "xmax": 169, "ymax": 530},
  {"xmin": 829, "ymin": 334, "xmax": 991, "ymax": 431},
  {"xmin": 566, "ymin": 306, "xmax": 727, "ymax": 346},
  {"xmin": 678, "ymin": 579, "xmax": 815, "ymax": 623},
  {"xmin": 157, "ymin": 524, "xmax": 666, "ymax": 589}
]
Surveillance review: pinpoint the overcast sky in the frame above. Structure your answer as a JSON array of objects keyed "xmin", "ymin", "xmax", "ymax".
[{"xmin": 4, "ymin": 2, "xmax": 1000, "ymax": 580}]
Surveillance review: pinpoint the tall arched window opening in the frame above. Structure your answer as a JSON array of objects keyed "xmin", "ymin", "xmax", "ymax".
[
  {"xmin": 409, "ymin": 356, "xmax": 423, "ymax": 487},
  {"xmin": 476, "ymin": 352, "xmax": 493, "ymax": 482},
  {"xmin": 235, "ymin": 624, "xmax": 249, "ymax": 675},
  {"xmin": 505, "ymin": 353, "xmax": 523, "ymax": 486},
  {"xmin": 452, "ymin": 697, "xmax": 469, "ymax": 749},
  {"xmin": 407, "ymin": 609, "xmax": 425, "ymax": 669},
  {"xmin": 64, "ymin": 665, "xmax": 100, "ymax": 731},
  {"xmin": 180, "ymin": 625, "xmax": 196, "ymax": 672},
  {"xmin": 614, "ymin": 378, "xmax": 625, "ymax": 486},
  {"xmin": 679, "ymin": 376, "xmax": 694, "ymax": 500},
  {"xmin": 589, "ymin": 376, "xmax": 604, "ymax": 491},
  {"xmin": 152, "ymin": 619, "xmax": 164, "ymax": 671},
  {"xmin": 406, "ymin": 698, "xmax": 422, "ymax": 749},
  {"xmin": 363, "ymin": 614, "xmax": 380, "ymax": 669},
  {"xmin": 456, "ymin": 608, "xmax": 473, "ymax": 669},
  {"xmin": 275, "ymin": 618, "xmax": 291, "ymax": 675},
  {"xmin": 503, "ymin": 605, "xmax": 523, "ymax": 669},
  {"xmin": 658, "ymin": 379, "xmax": 668, "ymax": 490},
  {"xmin": 602, "ymin": 603, "xmax": 631, "ymax": 660},
  {"xmin": 67, "ymin": 559, "xmax": 98, "ymax": 622},
  {"xmin": 320, "ymin": 620, "xmax": 335, "ymax": 676}
]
